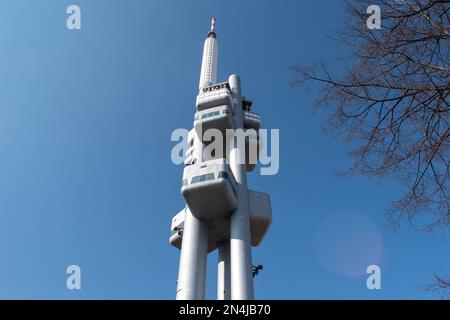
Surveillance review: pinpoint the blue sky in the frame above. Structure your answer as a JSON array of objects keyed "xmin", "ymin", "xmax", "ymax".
[{"xmin": 0, "ymin": 0, "xmax": 448, "ymax": 299}]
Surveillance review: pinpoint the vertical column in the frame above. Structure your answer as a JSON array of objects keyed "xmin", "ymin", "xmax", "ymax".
[
  {"xmin": 228, "ymin": 74, "xmax": 255, "ymax": 300},
  {"xmin": 176, "ymin": 115, "xmax": 208, "ymax": 300},
  {"xmin": 176, "ymin": 207, "xmax": 208, "ymax": 300},
  {"xmin": 217, "ymin": 241, "xmax": 231, "ymax": 300}
]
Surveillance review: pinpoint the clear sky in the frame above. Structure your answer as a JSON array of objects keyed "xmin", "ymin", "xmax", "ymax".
[{"xmin": 0, "ymin": 0, "xmax": 448, "ymax": 299}]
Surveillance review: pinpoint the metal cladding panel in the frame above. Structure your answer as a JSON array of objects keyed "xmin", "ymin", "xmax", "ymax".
[
  {"xmin": 194, "ymin": 105, "xmax": 235, "ymax": 142},
  {"xmin": 170, "ymin": 208, "xmax": 229, "ymax": 253},
  {"xmin": 184, "ymin": 129, "xmax": 197, "ymax": 166},
  {"xmin": 183, "ymin": 180, "xmax": 237, "ymax": 220},
  {"xmin": 169, "ymin": 208, "xmax": 186, "ymax": 249},
  {"xmin": 196, "ymin": 88, "xmax": 234, "ymax": 112},
  {"xmin": 248, "ymin": 190, "xmax": 272, "ymax": 246},
  {"xmin": 170, "ymin": 189, "xmax": 272, "ymax": 251},
  {"xmin": 187, "ymin": 128, "xmax": 196, "ymax": 144},
  {"xmin": 181, "ymin": 159, "xmax": 238, "ymax": 220},
  {"xmin": 169, "ymin": 231, "xmax": 182, "ymax": 249},
  {"xmin": 184, "ymin": 149, "xmax": 195, "ymax": 166},
  {"xmin": 244, "ymin": 111, "xmax": 261, "ymax": 131},
  {"xmin": 245, "ymin": 131, "xmax": 263, "ymax": 172}
]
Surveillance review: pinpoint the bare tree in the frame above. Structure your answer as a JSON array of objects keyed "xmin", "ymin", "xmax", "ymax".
[
  {"xmin": 291, "ymin": 0, "xmax": 449, "ymax": 295},
  {"xmin": 424, "ymin": 274, "xmax": 450, "ymax": 298}
]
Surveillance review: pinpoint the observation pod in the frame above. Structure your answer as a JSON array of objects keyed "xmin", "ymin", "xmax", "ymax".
[
  {"xmin": 170, "ymin": 208, "xmax": 229, "ymax": 253},
  {"xmin": 169, "ymin": 208, "xmax": 185, "ymax": 249},
  {"xmin": 248, "ymin": 190, "xmax": 272, "ymax": 246},
  {"xmin": 170, "ymin": 190, "xmax": 272, "ymax": 250},
  {"xmin": 244, "ymin": 111, "xmax": 261, "ymax": 131},
  {"xmin": 196, "ymin": 82, "xmax": 234, "ymax": 112},
  {"xmin": 181, "ymin": 158, "xmax": 238, "ymax": 220},
  {"xmin": 194, "ymin": 105, "xmax": 235, "ymax": 141}
]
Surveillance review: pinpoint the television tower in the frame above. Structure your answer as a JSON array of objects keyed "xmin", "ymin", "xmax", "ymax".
[{"xmin": 170, "ymin": 17, "xmax": 272, "ymax": 300}]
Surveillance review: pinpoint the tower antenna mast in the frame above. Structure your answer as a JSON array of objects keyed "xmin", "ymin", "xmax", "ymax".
[{"xmin": 169, "ymin": 17, "xmax": 272, "ymax": 301}]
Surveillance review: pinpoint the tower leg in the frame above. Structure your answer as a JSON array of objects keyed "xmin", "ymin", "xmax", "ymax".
[
  {"xmin": 176, "ymin": 208, "xmax": 208, "ymax": 300},
  {"xmin": 228, "ymin": 74, "xmax": 255, "ymax": 300},
  {"xmin": 217, "ymin": 241, "xmax": 231, "ymax": 300}
]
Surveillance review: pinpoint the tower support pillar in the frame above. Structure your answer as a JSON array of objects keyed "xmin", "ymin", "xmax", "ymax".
[
  {"xmin": 228, "ymin": 74, "xmax": 255, "ymax": 300},
  {"xmin": 217, "ymin": 241, "xmax": 231, "ymax": 300},
  {"xmin": 176, "ymin": 208, "xmax": 208, "ymax": 300}
]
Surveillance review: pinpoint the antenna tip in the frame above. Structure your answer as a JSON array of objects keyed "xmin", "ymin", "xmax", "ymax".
[{"xmin": 210, "ymin": 16, "xmax": 215, "ymax": 32}]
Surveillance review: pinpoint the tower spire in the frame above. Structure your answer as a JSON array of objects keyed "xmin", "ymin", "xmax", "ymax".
[
  {"xmin": 199, "ymin": 17, "xmax": 219, "ymax": 90},
  {"xmin": 208, "ymin": 16, "xmax": 217, "ymax": 38},
  {"xmin": 210, "ymin": 16, "xmax": 215, "ymax": 33}
]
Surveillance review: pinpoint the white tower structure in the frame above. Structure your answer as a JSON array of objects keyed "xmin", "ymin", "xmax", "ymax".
[{"xmin": 170, "ymin": 17, "xmax": 272, "ymax": 300}]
